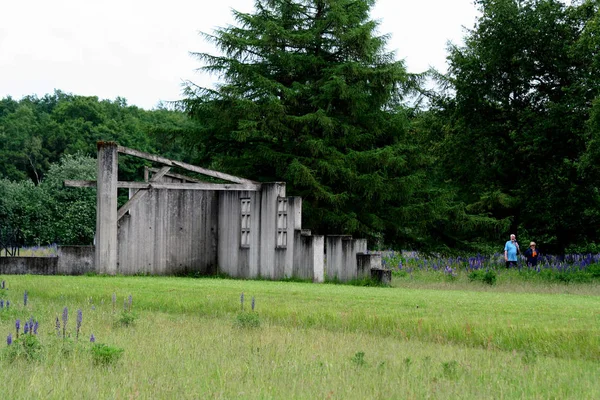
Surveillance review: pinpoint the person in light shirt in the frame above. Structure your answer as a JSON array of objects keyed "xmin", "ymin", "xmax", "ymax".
[{"xmin": 504, "ymin": 234, "xmax": 520, "ymax": 268}]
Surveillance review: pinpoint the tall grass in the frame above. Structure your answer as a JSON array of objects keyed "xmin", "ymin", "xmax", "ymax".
[{"xmin": 0, "ymin": 275, "xmax": 598, "ymax": 399}]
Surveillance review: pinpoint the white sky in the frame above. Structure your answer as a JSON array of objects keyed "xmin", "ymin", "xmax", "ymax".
[{"xmin": 0, "ymin": 0, "xmax": 480, "ymax": 110}]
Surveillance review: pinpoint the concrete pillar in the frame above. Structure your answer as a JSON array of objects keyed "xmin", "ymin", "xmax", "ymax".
[
  {"xmin": 96, "ymin": 141, "xmax": 118, "ymax": 275},
  {"xmin": 312, "ymin": 235, "xmax": 324, "ymax": 283}
]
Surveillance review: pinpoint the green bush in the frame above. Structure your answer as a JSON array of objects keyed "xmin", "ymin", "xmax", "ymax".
[
  {"xmin": 351, "ymin": 351, "xmax": 367, "ymax": 366},
  {"xmin": 2, "ymin": 334, "xmax": 43, "ymax": 362},
  {"xmin": 468, "ymin": 270, "xmax": 496, "ymax": 285},
  {"xmin": 587, "ymin": 263, "xmax": 600, "ymax": 278},
  {"xmin": 90, "ymin": 343, "xmax": 124, "ymax": 366},
  {"xmin": 234, "ymin": 311, "xmax": 260, "ymax": 329},
  {"xmin": 115, "ymin": 311, "xmax": 137, "ymax": 327}
]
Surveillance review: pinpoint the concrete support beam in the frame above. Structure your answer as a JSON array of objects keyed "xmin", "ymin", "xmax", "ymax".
[{"xmin": 96, "ymin": 141, "xmax": 118, "ymax": 275}]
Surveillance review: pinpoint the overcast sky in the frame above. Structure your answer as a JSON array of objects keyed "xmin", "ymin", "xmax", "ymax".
[{"xmin": 0, "ymin": 0, "xmax": 480, "ymax": 110}]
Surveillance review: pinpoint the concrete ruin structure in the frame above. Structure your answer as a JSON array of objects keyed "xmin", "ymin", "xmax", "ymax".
[{"xmin": 61, "ymin": 142, "xmax": 388, "ymax": 283}]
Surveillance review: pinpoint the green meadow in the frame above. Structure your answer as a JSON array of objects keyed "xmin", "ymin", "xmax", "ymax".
[{"xmin": 0, "ymin": 274, "xmax": 598, "ymax": 399}]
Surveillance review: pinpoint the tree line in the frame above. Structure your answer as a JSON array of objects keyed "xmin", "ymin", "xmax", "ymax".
[
  {"xmin": 0, "ymin": 91, "xmax": 194, "ymax": 246},
  {"xmin": 1, "ymin": 0, "xmax": 599, "ymax": 254}
]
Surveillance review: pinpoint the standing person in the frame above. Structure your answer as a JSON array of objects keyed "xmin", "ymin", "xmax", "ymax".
[
  {"xmin": 504, "ymin": 234, "xmax": 520, "ymax": 268},
  {"xmin": 524, "ymin": 242, "xmax": 540, "ymax": 267}
]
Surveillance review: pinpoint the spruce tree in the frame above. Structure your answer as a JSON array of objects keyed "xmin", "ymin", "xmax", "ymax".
[{"xmin": 182, "ymin": 0, "xmax": 498, "ymax": 249}]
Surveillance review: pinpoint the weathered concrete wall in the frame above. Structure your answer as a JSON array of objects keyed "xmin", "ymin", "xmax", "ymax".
[
  {"xmin": 218, "ymin": 183, "xmax": 289, "ymax": 279},
  {"xmin": 357, "ymin": 253, "xmax": 382, "ymax": 279},
  {"xmin": 292, "ymin": 230, "xmax": 325, "ymax": 282},
  {"xmin": 326, "ymin": 236, "xmax": 368, "ymax": 282},
  {"xmin": 58, "ymin": 246, "xmax": 95, "ymax": 275},
  {"xmin": 0, "ymin": 257, "xmax": 58, "ymax": 274},
  {"xmin": 218, "ymin": 190, "xmax": 259, "ymax": 278},
  {"xmin": 325, "ymin": 235, "xmax": 352, "ymax": 281},
  {"xmin": 259, "ymin": 183, "xmax": 286, "ymax": 279},
  {"xmin": 0, "ymin": 246, "xmax": 94, "ymax": 275},
  {"xmin": 117, "ymin": 189, "xmax": 218, "ymax": 275}
]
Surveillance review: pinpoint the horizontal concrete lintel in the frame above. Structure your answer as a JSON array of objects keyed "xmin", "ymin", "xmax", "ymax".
[{"xmin": 65, "ymin": 180, "xmax": 262, "ymax": 191}]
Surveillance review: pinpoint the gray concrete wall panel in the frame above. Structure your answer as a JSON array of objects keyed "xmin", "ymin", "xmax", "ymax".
[
  {"xmin": 0, "ymin": 257, "xmax": 58, "ymax": 274},
  {"xmin": 292, "ymin": 231, "xmax": 325, "ymax": 281},
  {"xmin": 258, "ymin": 183, "xmax": 285, "ymax": 279},
  {"xmin": 58, "ymin": 246, "xmax": 95, "ymax": 275},
  {"xmin": 325, "ymin": 235, "xmax": 351, "ymax": 281},
  {"xmin": 356, "ymin": 253, "xmax": 382, "ymax": 279},
  {"xmin": 117, "ymin": 189, "xmax": 218, "ymax": 275}
]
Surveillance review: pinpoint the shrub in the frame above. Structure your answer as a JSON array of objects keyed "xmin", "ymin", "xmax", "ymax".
[
  {"xmin": 115, "ymin": 311, "xmax": 137, "ymax": 327},
  {"xmin": 351, "ymin": 351, "xmax": 367, "ymax": 366},
  {"xmin": 235, "ymin": 311, "xmax": 260, "ymax": 329},
  {"xmin": 587, "ymin": 263, "xmax": 600, "ymax": 278},
  {"xmin": 469, "ymin": 270, "xmax": 496, "ymax": 285},
  {"xmin": 3, "ymin": 334, "xmax": 43, "ymax": 362},
  {"xmin": 90, "ymin": 343, "xmax": 124, "ymax": 366}
]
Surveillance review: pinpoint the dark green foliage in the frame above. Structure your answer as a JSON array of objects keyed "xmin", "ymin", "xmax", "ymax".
[
  {"xmin": 519, "ymin": 267, "xmax": 599, "ymax": 284},
  {"xmin": 0, "ymin": 90, "xmax": 192, "ymax": 184},
  {"xmin": 351, "ymin": 351, "xmax": 367, "ymax": 366},
  {"xmin": 0, "ymin": 154, "xmax": 96, "ymax": 245},
  {"xmin": 235, "ymin": 311, "xmax": 261, "ymax": 328},
  {"xmin": 115, "ymin": 311, "xmax": 138, "ymax": 327},
  {"xmin": 346, "ymin": 276, "xmax": 391, "ymax": 287},
  {"xmin": 0, "ymin": 91, "xmax": 191, "ymax": 246},
  {"xmin": 587, "ymin": 263, "xmax": 600, "ymax": 278},
  {"xmin": 90, "ymin": 343, "xmax": 124, "ymax": 365},
  {"xmin": 2, "ymin": 334, "xmax": 43, "ymax": 362},
  {"xmin": 468, "ymin": 270, "xmax": 497, "ymax": 285},
  {"xmin": 441, "ymin": 360, "xmax": 459, "ymax": 379},
  {"xmin": 180, "ymin": 0, "xmax": 498, "ymax": 251},
  {"xmin": 425, "ymin": 0, "xmax": 600, "ymax": 253}
]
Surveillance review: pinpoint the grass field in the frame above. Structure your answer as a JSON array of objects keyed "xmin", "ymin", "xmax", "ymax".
[{"xmin": 0, "ymin": 274, "xmax": 598, "ymax": 399}]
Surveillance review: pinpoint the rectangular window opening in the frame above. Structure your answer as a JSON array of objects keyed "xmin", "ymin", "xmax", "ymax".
[
  {"xmin": 277, "ymin": 198, "xmax": 288, "ymax": 248},
  {"xmin": 241, "ymin": 198, "xmax": 251, "ymax": 248}
]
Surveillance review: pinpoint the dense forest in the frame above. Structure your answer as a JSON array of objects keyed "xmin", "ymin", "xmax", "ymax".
[{"xmin": 1, "ymin": 0, "xmax": 599, "ymax": 255}]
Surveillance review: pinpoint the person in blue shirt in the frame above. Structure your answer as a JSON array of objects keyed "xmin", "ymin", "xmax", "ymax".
[{"xmin": 504, "ymin": 234, "xmax": 520, "ymax": 268}]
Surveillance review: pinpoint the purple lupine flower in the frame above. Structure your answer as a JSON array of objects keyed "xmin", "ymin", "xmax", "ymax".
[
  {"xmin": 7, "ymin": 333, "xmax": 12, "ymax": 345},
  {"xmin": 6, "ymin": 300, "xmax": 9, "ymax": 309},
  {"xmin": 240, "ymin": 292, "xmax": 244, "ymax": 311},
  {"xmin": 251, "ymin": 296, "xmax": 255, "ymax": 311},
  {"xmin": 0, "ymin": 299, "xmax": 4, "ymax": 308},
  {"xmin": 76, "ymin": 309, "xmax": 82, "ymax": 339},
  {"xmin": 23, "ymin": 290, "xmax": 28, "ymax": 306},
  {"xmin": 33, "ymin": 321, "xmax": 38, "ymax": 335},
  {"xmin": 55, "ymin": 317, "xmax": 60, "ymax": 337},
  {"xmin": 24, "ymin": 322, "xmax": 29, "ymax": 335},
  {"xmin": 15, "ymin": 319, "xmax": 20, "ymax": 338},
  {"xmin": 62, "ymin": 307, "xmax": 68, "ymax": 338},
  {"xmin": 1, "ymin": 280, "xmax": 5, "ymax": 289},
  {"xmin": 90, "ymin": 333, "xmax": 95, "ymax": 343}
]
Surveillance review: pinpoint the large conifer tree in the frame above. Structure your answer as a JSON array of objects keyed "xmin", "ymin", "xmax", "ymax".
[
  {"xmin": 182, "ymin": 0, "xmax": 499, "ymax": 249},
  {"xmin": 427, "ymin": 0, "xmax": 600, "ymax": 252}
]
